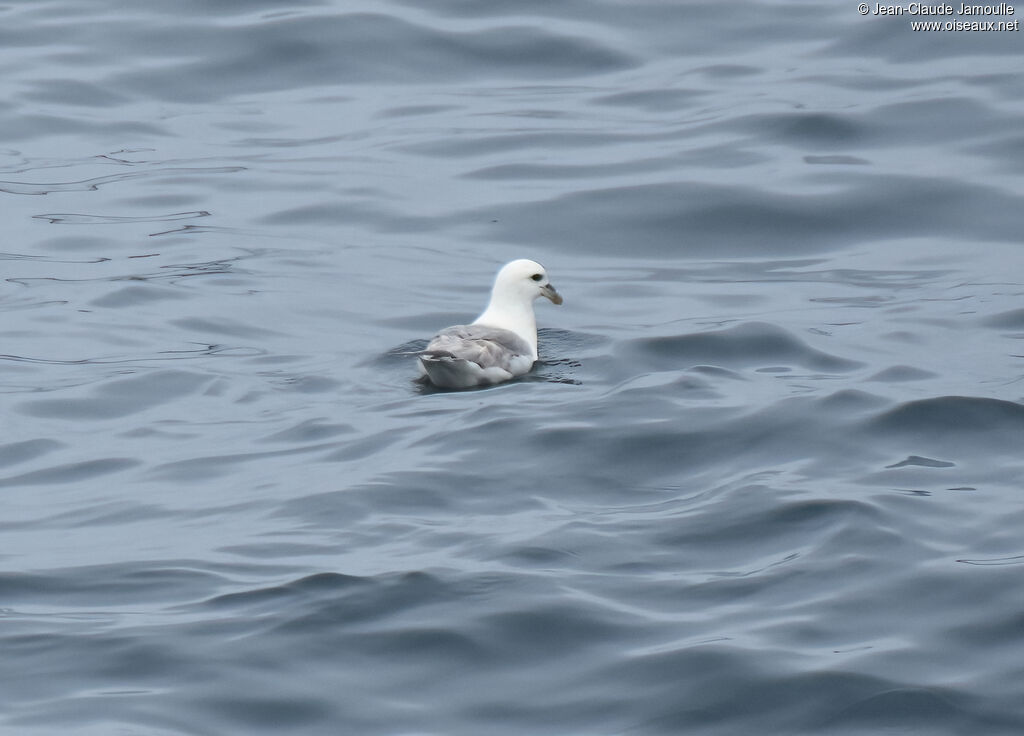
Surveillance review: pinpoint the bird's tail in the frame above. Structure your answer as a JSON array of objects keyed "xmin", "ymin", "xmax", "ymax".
[{"xmin": 419, "ymin": 354, "xmax": 474, "ymax": 389}]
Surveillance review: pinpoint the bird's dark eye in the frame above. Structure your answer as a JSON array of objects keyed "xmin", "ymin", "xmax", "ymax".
[{"xmin": 530, "ymin": 273, "xmax": 543, "ymax": 281}]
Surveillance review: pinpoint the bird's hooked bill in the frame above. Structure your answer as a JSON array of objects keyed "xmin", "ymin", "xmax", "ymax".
[{"xmin": 542, "ymin": 283, "xmax": 563, "ymax": 305}]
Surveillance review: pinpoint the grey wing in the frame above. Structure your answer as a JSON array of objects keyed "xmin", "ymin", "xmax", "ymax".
[{"xmin": 424, "ymin": 325, "xmax": 531, "ymax": 369}]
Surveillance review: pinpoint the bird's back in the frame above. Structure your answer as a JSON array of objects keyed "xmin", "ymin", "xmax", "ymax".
[{"xmin": 419, "ymin": 324, "xmax": 534, "ymax": 388}]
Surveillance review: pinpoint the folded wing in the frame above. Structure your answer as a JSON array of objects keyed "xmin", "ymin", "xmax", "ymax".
[{"xmin": 419, "ymin": 325, "xmax": 535, "ymax": 388}]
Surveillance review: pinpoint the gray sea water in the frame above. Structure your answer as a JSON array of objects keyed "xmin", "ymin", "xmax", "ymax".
[{"xmin": 3, "ymin": 1, "xmax": 1024, "ymax": 734}]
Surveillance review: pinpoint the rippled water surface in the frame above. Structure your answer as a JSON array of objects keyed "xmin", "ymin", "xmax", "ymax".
[{"xmin": 3, "ymin": 1, "xmax": 1024, "ymax": 734}]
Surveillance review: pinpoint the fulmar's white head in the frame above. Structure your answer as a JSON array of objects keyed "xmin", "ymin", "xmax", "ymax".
[{"xmin": 474, "ymin": 259, "xmax": 562, "ymax": 360}]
